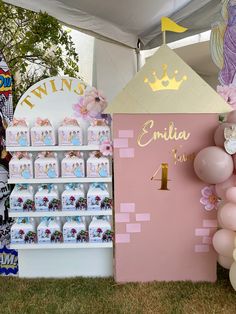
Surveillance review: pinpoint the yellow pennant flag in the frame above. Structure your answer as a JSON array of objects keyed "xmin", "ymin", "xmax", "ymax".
[{"xmin": 161, "ymin": 17, "xmax": 188, "ymax": 33}]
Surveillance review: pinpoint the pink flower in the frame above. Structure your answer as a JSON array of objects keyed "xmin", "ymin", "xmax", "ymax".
[
  {"xmin": 100, "ymin": 141, "xmax": 113, "ymax": 156},
  {"xmin": 200, "ymin": 186, "xmax": 219, "ymax": 211},
  {"xmin": 84, "ymin": 88, "xmax": 107, "ymax": 115},
  {"xmin": 73, "ymin": 88, "xmax": 107, "ymax": 121},
  {"xmin": 17, "ymin": 197, "xmax": 23, "ymax": 203},
  {"xmin": 19, "ymin": 229, "xmax": 25, "ymax": 235},
  {"xmin": 217, "ymin": 84, "xmax": 236, "ymax": 109},
  {"xmin": 45, "ymin": 229, "xmax": 51, "ymax": 234}
]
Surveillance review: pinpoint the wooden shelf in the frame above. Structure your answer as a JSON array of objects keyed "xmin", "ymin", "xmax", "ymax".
[
  {"xmin": 8, "ymin": 177, "xmax": 112, "ymax": 184},
  {"xmin": 9, "ymin": 209, "xmax": 113, "ymax": 218},
  {"xmin": 10, "ymin": 242, "xmax": 113, "ymax": 250},
  {"xmin": 6, "ymin": 145, "xmax": 100, "ymax": 152}
]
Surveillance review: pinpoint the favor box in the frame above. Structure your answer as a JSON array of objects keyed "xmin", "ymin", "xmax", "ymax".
[
  {"xmin": 87, "ymin": 183, "xmax": 112, "ymax": 210},
  {"xmin": 87, "ymin": 119, "xmax": 111, "ymax": 145},
  {"xmin": 35, "ymin": 152, "xmax": 59, "ymax": 179},
  {"xmin": 31, "ymin": 118, "xmax": 56, "ymax": 146},
  {"xmin": 63, "ymin": 218, "xmax": 87, "ymax": 243},
  {"xmin": 61, "ymin": 184, "xmax": 86, "ymax": 211},
  {"xmin": 35, "ymin": 184, "xmax": 60, "ymax": 211},
  {"xmin": 89, "ymin": 217, "xmax": 113, "ymax": 243},
  {"xmin": 87, "ymin": 152, "xmax": 110, "ymax": 177},
  {"xmin": 11, "ymin": 218, "xmax": 37, "ymax": 244},
  {"xmin": 37, "ymin": 218, "xmax": 62, "ymax": 244},
  {"xmin": 61, "ymin": 152, "xmax": 85, "ymax": 178},
  {"xmin": 9, "ymin": 153, "xmax": 33, "ymax": 179},
  {"xmin": 58, "ymin": 118, "xmax": 83, "ymax": 146},
  {"xmin": 6, "ymin": 119, "xmax": 30, "ymax": 147},
  {"xmin": 10, "ymin": 184, "xmax": 35, "ymax": 212}
]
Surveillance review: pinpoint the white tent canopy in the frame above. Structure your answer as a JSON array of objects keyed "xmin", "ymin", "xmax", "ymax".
[{"xmin": 4, "ymin": 0, "xmax": 221, "ymax": 49}]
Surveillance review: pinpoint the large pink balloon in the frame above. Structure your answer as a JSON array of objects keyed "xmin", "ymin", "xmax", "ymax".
[
  {"xmin": 212, "ymin": 229, "xmax": 236, "ymax": 257},
  {"xmin": 227, "ymin": 110, "xmax": 236, "ymax": 123},
  {"xmin": 218, "ymin": 203, "xmax": 236, "ymax": 230},
  {"xmin": 215, "ymin": 175, "xmax": 236, "ymax": 200},
  {"xmin": 194, "ymin": 147, "xmax": 234, "ymax": 184},
  {"xmin": 214, "ymin": 123, "xmax": 234, "ymax": 147},
  {"xmin": 218, "ymin": 255, "xmax": 234, "ymax": 269},
  {"xmin": 226, "ymin": 187, "xmax": 236, "ymax": 203}
]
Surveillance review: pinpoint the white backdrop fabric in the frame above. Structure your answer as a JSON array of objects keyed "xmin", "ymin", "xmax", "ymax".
[{"xmin": 4, "ymin": 0, "xmax": 221, "ymax": 49}]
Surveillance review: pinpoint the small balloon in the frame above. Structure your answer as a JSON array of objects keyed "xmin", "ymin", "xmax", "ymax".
[
  {"xmin": 218, "ymin": 255, "xmax": 234, "ymax": 269},
  {"xmin": 229, "ymin": 262, "xmax": 236, "ymax": 291},
  {"xmin": 212, "ymin": 228, "xmax": 236, "ymax": 257},
  {"xmin": 215, "ymin": 175, "xmax": 236, "ymax": 200},
  {"xmin": 226, "ymin": 187, "xmax": 236, "ymax": 203},
  {"xmin": 227, "ymin": 110, "xmax": 236, "ymax": 123},
  {"xmin": 214, "ymin": 123, "xmax": 234, "ymax": 147},
  {"xmin": 218, "ymin": 203, "xmax": 236, "ymax": 231},
  {"xmin": 194, "ymin": 146, "xmax": 234, "ymax": 184}
]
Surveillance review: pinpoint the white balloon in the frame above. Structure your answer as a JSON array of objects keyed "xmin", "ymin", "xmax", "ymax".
[
  {"xmin": 212, "ymin": 229, "xmax": 236, "ymax": 257},
  {"xmin": 218, "ymin": 255, "xmax": 234, "ymax": 269},
  {"xmin": 229, "ymin": 262, "xmax": 236, "ymax": 291}
]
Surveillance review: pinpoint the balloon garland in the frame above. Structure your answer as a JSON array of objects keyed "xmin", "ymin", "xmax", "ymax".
[{"xmin": 194, "ymin": 110, "xmax": 236, "ymax": 290}]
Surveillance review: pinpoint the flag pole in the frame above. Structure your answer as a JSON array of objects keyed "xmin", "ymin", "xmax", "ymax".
[{"xmin": 162, "ymin": 30, "xmax": 166, "ymax": 45}]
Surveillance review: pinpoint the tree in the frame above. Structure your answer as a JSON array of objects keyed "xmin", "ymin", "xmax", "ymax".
[{"xmin": 0, "ymin": 0, "xmax": 80, "ymax": 105}]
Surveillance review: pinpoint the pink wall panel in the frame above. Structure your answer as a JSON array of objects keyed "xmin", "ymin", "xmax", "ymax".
[{"xmin": 113, "ymin": 113, "xmax": 218, "ymax": 283}]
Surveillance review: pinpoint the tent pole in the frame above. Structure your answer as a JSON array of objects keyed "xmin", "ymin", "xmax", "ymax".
[
  {"xmin": 136, "ymin": 39, "xmax": 141, "ymax": 72},
  {"xmin": 162, "ymin": 31, "xmax": 166, "ymax": 45}
]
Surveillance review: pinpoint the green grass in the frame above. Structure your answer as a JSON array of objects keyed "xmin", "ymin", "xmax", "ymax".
[{"xmin": 0, "ymin": 267, "xmax": 236, "ymax": 314}]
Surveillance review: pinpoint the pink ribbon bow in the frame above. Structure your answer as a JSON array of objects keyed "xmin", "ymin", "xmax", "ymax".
[
  {"xmin": 14, "ymin": 152, "xmax": 29, "ymax": 159},
  {"xmin": 90, "ymin": 119, "xmax": 107, "ymax": 127},
  {"xmin": 36, "ymin": 118, "xmax": 51, "ymax": 126},
  {"xmin": 62, "ymin": 117, "xmax": 79, "ymax": 126},
  {"xmin": 12, "ymin": 118, "xmax": 27, "ymax": 127},
  {"xmin": 66, "ymin": 151, "xmax": 82, "ymax": 158},
  {"xmin": 38, "ymin": 151, "xmax": 55, "ymax": 159}
]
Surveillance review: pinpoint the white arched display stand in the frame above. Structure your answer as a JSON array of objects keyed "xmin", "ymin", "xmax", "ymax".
[{"xmin": 7, "ymin": 76, "xmax": 113, "ymax": 278}]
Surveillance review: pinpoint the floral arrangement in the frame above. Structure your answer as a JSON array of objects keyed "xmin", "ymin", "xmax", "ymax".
[{"xmin": 73, "ymin": 87, "xmax": 108, "ymax": 120}]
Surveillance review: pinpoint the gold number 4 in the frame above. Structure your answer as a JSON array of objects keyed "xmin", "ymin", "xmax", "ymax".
[{"xmin": 151, "ymin": 163, "xmax": 170, "ymax": 190}]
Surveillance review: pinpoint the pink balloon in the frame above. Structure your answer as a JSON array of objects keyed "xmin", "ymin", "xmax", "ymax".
[
  {"xmin": 218, "ymin": 255, "xmax": 234, "ymax": 269},
  {"xmin": 218, "ymin": 202, "xmax": 236, "ymax": 230},
  {"xmin": 194, "ymin": 147, "xmax": 234, "ymax": 184},
  {"xmin": 226, "ymin": 187, "xmax": 236, "ymax": 203},
  {"xmin": 214, "ymin": 123, "xmax": 234, "ymax": 147},
  {"xmin": 215, "ymin": 175, "xmax": 236, "ymax": 200},
  {"xmin": 212, "ymin": 229, "xmax": 236, "ymax": 257},
  {"xmin": 227, "ymin": 110, "xmax": 236, "ymax": 123}
]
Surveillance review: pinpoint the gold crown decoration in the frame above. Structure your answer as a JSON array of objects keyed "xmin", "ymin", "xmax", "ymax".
[{"xmin": 144, "ymin": 64, "xmax": 187, "ymax": 92}]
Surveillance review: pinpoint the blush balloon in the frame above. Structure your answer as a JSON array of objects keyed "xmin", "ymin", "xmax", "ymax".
[
  {"xmin": 226, "ymin": 187, "xmax": 236, "ymax": 203},
  {"xmin": 227, "ymin": 110, "xmax": 236, "ymax": 123},
  {"xmin": 194, "ymin": 147, "xmax": 233, "ymax": 184},
  {"xmin": 215, "ymin": 175, "xmax": 236, "ymax": 200},
  {"xmin": 218, "ymin": 203, "xmax": 236, "ymax": 231},
  {"xmin": 218, "ymin": 255, "xmax": 234, "ymax": 269},
  {"xmin": 214, "ymin": 123, "xmax": 234, "ymax": 147},
  {"xmin": 212, "ymin": 229, "xmax": 236, "ymax": 257}
]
